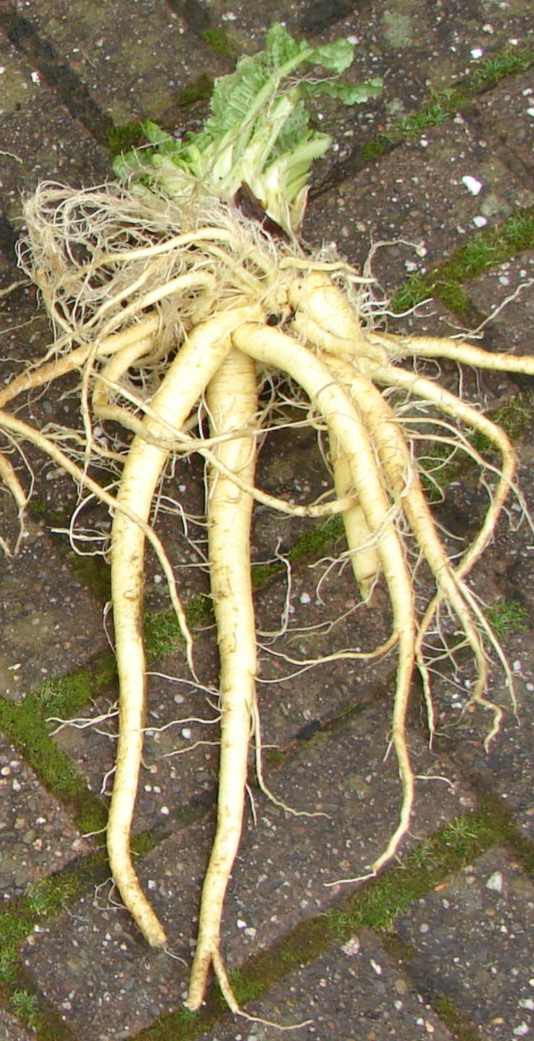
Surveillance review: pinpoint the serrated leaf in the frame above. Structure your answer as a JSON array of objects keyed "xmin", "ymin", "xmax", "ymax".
[
  {"xmin": 304, "ymin": 77, "xmax": 383, "ymax": 105},
  {"xmin": 308, "ymin": 38, "xmax": 355, "ymax": 74}
]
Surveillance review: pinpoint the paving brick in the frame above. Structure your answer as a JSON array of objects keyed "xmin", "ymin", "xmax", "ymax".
[
  {"xmin": 0, "ymin": 34, "xmax": 109, "ymax": 231},
  {"xmin": 303, "ymin": 119, "xmax": 534, "ymax": 295},
  {"xmin": 0, "ymin": 518, "xmax": 107, "ymax": 700},
  {"xmin": 397, "ymin": 848, "xmax": 534, "ymax": 1041},
  {"xmin": 475, "ymin": 73, "xmax": 534, "ymax": 179},
  {"xmin": 11, "ymin": 0, "xmax": 229, "ymax": 124},
  {"xmin": 23, "ymin": 701, "xmax": 472, "ymax": 1038},
  {"xmin": 467, "ymin": 253, "xmax": 534, "ymax": 357},
  {"xmin": 0, "ymin": 1008, "xmax": 34, "ymax": 1041},
  {"xmin": 197, "ymin": 931, "xmax": 456, "ymax": 1041},
  {"xmin": 0, "ymin": 734, "xmax": 88, "ymax": 899}
]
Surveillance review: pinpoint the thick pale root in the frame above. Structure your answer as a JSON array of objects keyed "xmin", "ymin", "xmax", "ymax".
[
  {"xmin": 234, "ymin": 323, "xmax": 417, "ymax": 876},
  {"xmin": 108, "ymin": 306, "xmax": 261, "ymax": 948},
  {"xmin": 331, "ymin": 447, "xmax": 381, "ymax": 599},
  {"xmin": 186, "ymin": 348, "xmax": 258, "ymax": 1011}
]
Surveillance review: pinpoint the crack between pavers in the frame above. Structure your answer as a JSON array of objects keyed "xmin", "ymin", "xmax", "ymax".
[
  {"xmin": 0, "ymin": 213, "xmax": 20, "ymax": 266},
  {"xmin": 0, "ymin": 5, "xmax": 113, "ymax": 149},
  {"xmin": 311, "ymin": 42, "xmax": 534, "ymax": 202}
]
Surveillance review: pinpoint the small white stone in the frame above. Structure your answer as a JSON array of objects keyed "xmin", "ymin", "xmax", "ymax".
[
  {"xmin": 462, "ymin": 175, "xmax": 483, "ymax": 195},
  {"xmin": 513, "ymin": 1024, "xmax": 529, "ymax": 1037},
  {"xmin": 473, "ymin": 216, "xmax": 487, "ymax": 228},
  {"xmin": 371, "ymin": 959, "xmax": 382, "ymax": 975},
  {"xmin": 519, "ymin": 998, "xmax": 534, "ymax": 1011},
  {"xmin": 181, "ymin": 728, "xmax": 192, "ymax": 739},
  {"xmin": 486, "ymin": 871, "xmax": 503, "ymax": 893},
  {"xmin": 299, "ymin": 592, "xmax": 311, "ymax": 604},
  {"xmin": 527, "ymin": 108, "xmax": 534, "ymax": 118},
  {"xmin": 470, "ymin": 47, "xmax": 483, "ymax": 58},
  {"xmin": 237, "ymin": 918, "xmax": 247, "ymax": 929},
  {"xmin": 30, "ymin": 70, "xmax": 40, "ymax": 84},
  {"xmin": 341, "ymin": 936, "xmax": 360, "ymax": 957},
  {"xmin": 160, "ymin": 805, "xmax": 170, "ymax": 815}
]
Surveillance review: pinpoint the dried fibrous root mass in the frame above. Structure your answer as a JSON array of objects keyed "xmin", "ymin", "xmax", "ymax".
[{"xmin": 4, "ymin": 23, "xmax": 534, "ymax": 1019}]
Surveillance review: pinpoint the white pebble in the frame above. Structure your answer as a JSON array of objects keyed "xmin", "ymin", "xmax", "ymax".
[
  {"xmin": 371, "ymin": 959, "xmax": 382, "ymax": 975},
  {"xmin": 237, "ymin": 919, "xmax": 247, "ymax": 929},
  {"xmin": 160, "ymin": 805, "xmax": 170, "ymax": 815},
  {"xmin": 486, "ymin": 871, "xmax": 503, "ymax": 893},
  {"xmin": 473, "ymin": 216, "xmax": 487, "ymax": 228},
  {"xmin": 513, "ymin": 1024, "xmax": 529, "ymax": 1037},
  {"xmin": 462, "ymin": 175, "xmax": 483, "ymax": 195},
  {"xmin": 470, "ymin": 47, "xmax": 483, "ymax": 58},
  {"xmin": 519, "ymin": 999, "xmax": 534, "ymax": 1010},
  {"xmin": 181, "ymin": 728, "xmax": 192, "ymax": 739},
  {"xmin": 299, "ymin": 592, "xmax": 311, "ymax": 604}
]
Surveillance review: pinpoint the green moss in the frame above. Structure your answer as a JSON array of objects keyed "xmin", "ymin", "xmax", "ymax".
[
  {"xmin": 202, "ymin": 27, "xmax": 238, "ymax": 58},
  {"xmin": 390, "ymin": 205, "xmax": 534, "ymax": 315},
  {"xmin": 465, "ymin": 44, "xmax": 534, "ymax": 91},
  {"xmin": 486, "ymin": 599, "xmax": 530, "ymax": 636},
  {"xmin": 263, "ymin": 747, "xmax": 285, "ymax": 768},
  {"xmin": 0, "ymin": 949, "xmax": 18, "ymax": 983},
  {"xmin": 351, "ymin": 42, "xmax": 534, "ymax": 178},
  {"xmin": 176, "ymin": 74, "xmax": 214, "ymax": 109},
  {"xmin": 26, "ymin": 875, "xmax": 82, "ymax": 919},
  {"xmin": 0, "ymin": 694, "xmax": 107, "ymax": 834},
  {"xmin": 434, "ymin": 995, "xmax": 486, "ymax": 1041},
  {"xmin": 108, "ymin": 121, "xmax": 145, "ymax": 158},
  {"xmin": 360, "ymin": 135, "xmax": 390, "ymax": 161},
  {"xmin": 397, "ymin": 87, "xmax": 464, "ymax": 137},
  {"xmin": 417, "ymin": 441, "xmax": 466, "ymax": 502},
  {"xmin": 68, "ymin": 552, "xmax": 112, "ymax": 602},
  {"xmin": 10, "ymin": 989, "xmax": 39, "ymax": 1028},
  {"xmin": 471, "ymin": 393, "xmax": 534, "ymax": 455},
  {"xmin": 144, "ymin": 610, "xmax": 184, "ymax": 658}
]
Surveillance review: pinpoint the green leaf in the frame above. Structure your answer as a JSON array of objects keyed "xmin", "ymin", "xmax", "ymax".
[
  {"xmin": 113, "ymin": 23, "xmax": 383, "ymax": 235},
  {"xmin": 308, "ymin": 38, "xmax": 355, "ymax": 74},
  {"xmin": 304, "ymin": 76, "xmax": 383, "ymax": 105}
]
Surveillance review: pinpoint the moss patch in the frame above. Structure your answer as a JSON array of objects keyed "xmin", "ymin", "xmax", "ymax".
[
  {"xmin": 176, "ymin": 74, "xmax": 214, "ymax": 109},
  {"xmin": 108, "ymin": 121, "xmax": 145, "ymax": 158},
  {"xmin": 391, "ymin": 206, "xmax": 534, "ymax": 315},
  {"xmin": 378, "ymin": 43, "xmax": 533, "ymax": 154},
  {"xmin": 434, "ymin": 994, "xmax": 487, "ymax": 1041},
  {"xmin": 0, "ymin": 693, "xmax": 107, "ymax": 834},
  {"xmin": 202, "ymin": 27, "xmax": 238, "ymax": 58},
  {"xmin": 486, "ymin": 598, "xmax": 530, "ymax": 636},
  {"xmin": 130, "ymin": 803, "xmax": 526, "ymax": 1040}
]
